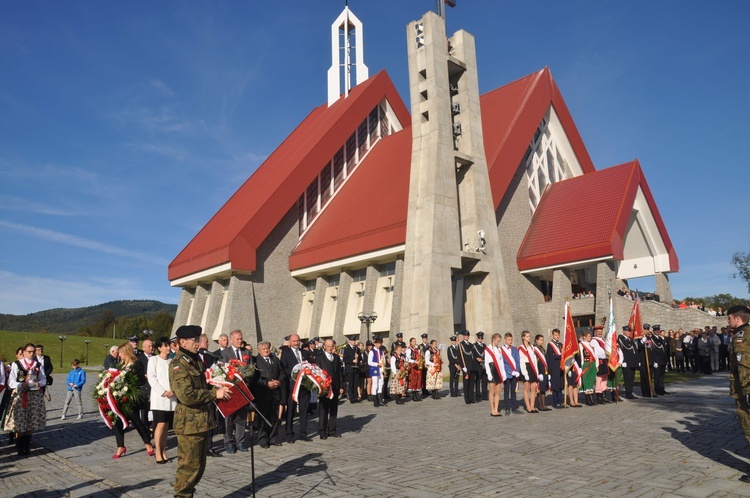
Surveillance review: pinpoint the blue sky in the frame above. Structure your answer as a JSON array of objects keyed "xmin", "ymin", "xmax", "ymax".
[{"xmin": 1, "ymin": 1, "xmax": 748, "ymax": 315}]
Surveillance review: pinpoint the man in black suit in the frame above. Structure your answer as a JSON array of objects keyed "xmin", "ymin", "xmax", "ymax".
[
  {"xmin": 280, "ymin": 333, "xmax": 312, "ymax": 443},
  {"xmin": 35, "ymin": 345, "xmax": 53, "ymax": 392},
  {"xmin": 137, "ymin": 339, "xmax": 154, "ymax": 428},
  {"xmin": 253, "ymin": 341, "xmax": 284, "ymax": 448},
  {"xmin": 447, "ymin": 335, "xmax": 460, "ymax": 397},
  {"xmin": 129, "ymin": 336, "xmax": 144, "ymax": 357},
  {"xmin": 419, "ymin": 333, "xmax": 430, "ymax": 395},
  {"xmin": 342, "ymin": 336, "xmax": 361, "ymax": 403},
  {"xmin": 220, "ymin": 329, "xmax": 253, "ymax": 453},
  {"xmin": 315, "ymin": 339, "xmax": 344, "ymax": 439},
  {"xmin": 617, "ymin": 325, "xmax": 640, "ymax": 399}
]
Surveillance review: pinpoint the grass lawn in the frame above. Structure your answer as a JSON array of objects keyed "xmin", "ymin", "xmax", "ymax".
[{"xmin": 0, "ymin": 330, "xmax": 120, "ymax": 370}]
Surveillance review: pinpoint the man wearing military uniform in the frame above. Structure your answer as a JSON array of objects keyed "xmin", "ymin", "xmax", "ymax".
[
  {"xmin": 447, "ymin": 336, "xmax": 460, "ymax": 397},
  {"xmin": 474, "ymin": 332, "xmax": 488, "ymax": 401},
  {"xmin": 457, "ymin": 330, "xmax": 478, "ymax": 404},
  {"xmin": 343, "ymin": 336, "xmax": 361, "ymax": 403},
  {"xmin": 640, "ymin": 324, "xmax": 655, "ymax": 397},
  {"xmin": 618, "ymin": 325, "xmax": 640, "ymax": 399},
  {"xmin": 391, "ymin": 332, "xmax": 407, "ymax": 353},
  {"xmin": 650, "ymin": 325, "xmax": 670, "ymax": 395},
  {"xmin": 169, "ymin": 325, "xmax": 231, "ymax": 498},
  {"xmin": 419, "ymin": 333, "xmax": 430, "ymax": 396},
  {"xmin": 727, "ymin": 305, "xmax": 750, "ymax": 483}
]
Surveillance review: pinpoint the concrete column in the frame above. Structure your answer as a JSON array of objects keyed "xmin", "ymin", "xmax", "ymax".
[
  {"xmin": 172, "ymin": 287, "xmax": 194, "ymax": 333},
  {"xmin": 224, "ymin": 274, "xmax": 257, "ymax": 343},
  {"xmin": 551, "ymin": 269, "xmax": 573, "ymax": 315},
  {"xmin": 333, "ymin": 271, "xmax": 352, "ymax": 346},
  {"xmin": 655, "ymin": 272, "xmax": 673, "ymax": 304},
  {"xmin": 202, "ymin": 280, "xmax": 225, "ymax": 339},
  {"xmin": 191, "ymin": 284, "xmax": 210, "ymax": 326},
  {"xmin": 360, "ymin": 265, "xmax": 380, "ymax": 340},
  {"xmin": 595, "ymin": 261, "xmax": 616, "ymax": 323},
  {"xmin": 309, "ymin": 276, "xmax": 328, "ymax": 339}
]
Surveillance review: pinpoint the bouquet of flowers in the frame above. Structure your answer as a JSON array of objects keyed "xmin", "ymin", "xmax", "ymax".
[
  {"xmin": 291, "ymin": 361, "xmax": 332, "ymax": 402},
  {"xmin": 93, "ymin": 366, "xmax": 142, "ymax": 429}
]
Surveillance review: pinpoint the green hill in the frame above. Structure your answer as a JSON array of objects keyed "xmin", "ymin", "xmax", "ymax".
[{"xmin": 0, "ymin": 300, "xmax": 177, "ymax": 336}]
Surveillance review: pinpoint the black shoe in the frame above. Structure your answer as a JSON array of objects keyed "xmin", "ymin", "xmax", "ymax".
[
  {"xmin": 319, "ymin": 435, "xmax": 328, "ymax": 440},
  {"xmin": 330, "ymin": 433, "xmax": 341, "ymax": 437},
  {"xmin": 625, "ymin": 394, "xmax": 636, "ymax": 399},
  {"xmin": 298, "ymin": 436, "xmax": 312, "ymax": 442},
  {"xmin": 207, "ymin": 449, "xmax": 222, "ymax": 457},
  {"xmin": 740, "ymin": 474, "xmax": 750, "ymax": 483},
  {"xmin": 260, "ymin": 443, "xmax": 270, "ymax": 448}
]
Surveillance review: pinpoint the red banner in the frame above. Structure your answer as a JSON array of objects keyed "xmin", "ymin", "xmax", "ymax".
[
  {"xmin": 561, "ymin": 302, "xmax": 579, "ymax": 371},
  {"xmin": 628, "ymin": 298, "xmax": 644, "ymax": 339}
]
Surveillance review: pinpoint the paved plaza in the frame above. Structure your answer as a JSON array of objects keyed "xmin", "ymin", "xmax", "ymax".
[{"xmin": 1, "ymin": 372, "xmax": 750, "ymax": 497}]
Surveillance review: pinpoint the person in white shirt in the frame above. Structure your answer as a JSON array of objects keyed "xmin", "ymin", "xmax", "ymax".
[
  {"xmin": 148, "ymin": 337, "xmax": 177, "ymax": 463},
  {"xmin": 484, "ymin": 333, "xmax": 505, "ymax": 417}
]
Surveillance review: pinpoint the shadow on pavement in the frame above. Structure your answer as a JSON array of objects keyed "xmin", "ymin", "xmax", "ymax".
[{"xmin": 225, "ymin": 452, "xmax": 328, "ymax": 497}]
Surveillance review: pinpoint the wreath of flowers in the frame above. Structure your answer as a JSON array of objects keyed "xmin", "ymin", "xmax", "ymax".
[
  {"xmin": 291, "ymin": 361, "xmax": 332, "ymax": 401},
  {"xmin": 205, "ymin": 359, "xmax": 255, "ymax": 387},
  {"xmin": 93, "ymin": 366, "xmax": 142, "ymax": 429}
]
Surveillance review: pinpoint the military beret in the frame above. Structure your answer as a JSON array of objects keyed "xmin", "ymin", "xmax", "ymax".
[
  {"xmin": 728, "ymin": 305, "xmax": 750, "ymax": 315},
  {"xmin": 476, "ymin": 331, "xmax": 484, "ymax": 338},
  {"xmin": 622, "ymin": 325, "xmax": 631, "ymax": 331},
  {"xmin": 396, "ymin": 332, "xmax": 403, "ymax": 338},
  {"xmin": 643, "ymin": 323, "xmax": 651, "ymax": 330},
  {"xmin": 450, "ymin": 336, "xmax": 457, "ymax": 341},
  {"xmin": 128, "ymin": 336, "xmax": 139, "ymax": 342},
  {"xmin": 652, "ymin": 325, "xmax": 661, "ymax": 331},
  {"xmin": 420, "ymin": 333, "xmax": 428, "ymax": 339},
  {"xmin": 461, "ymin": 330, "xmax": 470, "ymax": 336},
  {"xmin": 175, "ymin": 325, "xmax": 202, "ymax": 340}
]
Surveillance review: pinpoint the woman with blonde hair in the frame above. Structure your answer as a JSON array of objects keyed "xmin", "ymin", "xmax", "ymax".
[
  {"xmin": 518, "ymin": 331, "xmax": 539, "ymax": 413},
  {"xmin": 484, "ymin": 333, "xmax": 505, "ymax": 417},
  {"xmin": 110, "ymin": 342, "xmax": 154, "ymax": 459}
]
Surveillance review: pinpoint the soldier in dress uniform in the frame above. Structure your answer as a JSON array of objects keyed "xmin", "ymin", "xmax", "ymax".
[
  {"xmin": 169, "ymin": 325, "xmax": 231, "ymax": 498},
  {"xmin": 419, "ymin": 333, "xmax": 430, "ymax": 396},
  {"xmin": 342, "ymin": 336, "xmax": 361, "ymax": 403},
  {"xmin": 391, "ymin": 332, "xmax": 407, "ymax": 353},
  {"xmin": 728, "ymin": 304, "xmax": 750, "ymax": 483},
  {"xmin": 474, "ymin": 332, "xmax": 488, "ymax": 401},
  {"xmin": 618, "ymin": 325, "xmax": 640, "ymax": 399},
  {"xmin": 650, "ymin": 325, "xmax": 670, "ymax": 395},
  {"xmin": 457, "ymin": 331, "xmax": 478, "ymax": 404},
  {"xmin": 640, "ymin": 324, "xmax": 656, "ymax": 397},
  {"xmin": 447, "ymin": 336, "xmax": 460, "ymax": 397}
]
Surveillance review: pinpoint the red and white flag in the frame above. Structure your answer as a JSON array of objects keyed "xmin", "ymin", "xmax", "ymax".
[
  {"xmin": 628, "ymin": 297, "xmax": 644, "ymax": 339},
  {"xmin": 561, "ymin": 302, "xmax": 579, "ymax": 371},
  {"xmin": 605, "ymin": 297, "xmax": 620, "ymax": 371}
]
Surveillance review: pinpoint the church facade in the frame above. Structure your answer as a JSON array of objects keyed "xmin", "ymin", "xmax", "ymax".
[{"xmin": 168, "ymin": 7, "xmax": 682, "ymax": 348}]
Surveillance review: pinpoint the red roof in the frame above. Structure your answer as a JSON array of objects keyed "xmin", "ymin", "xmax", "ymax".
[
  {"xmin": 516, "ymin": 160, "xmax": 679, "ymax": 272},
  {"xmin": 168, "ymin": 70, "xmax": 410, "ymax": 281},
  {"xmin": 289, "ymin": 67, "xmax": 596, "ymax": 271}
]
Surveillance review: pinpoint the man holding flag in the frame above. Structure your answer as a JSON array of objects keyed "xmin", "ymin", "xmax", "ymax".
[
  {"xmin": 604, "ymin": 297, "xmax": 623, "ymax": 402},
  {"xmin": 561, "ymin": 302, "xmax": 582, "ymax": 407}
]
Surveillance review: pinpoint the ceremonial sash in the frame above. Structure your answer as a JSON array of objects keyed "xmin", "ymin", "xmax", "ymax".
[
  {"xmin": 485, "ymin": 346, "xmax": 506, "ymax": 382},
  {"xmin": 533, "ymin": 346, "xmax": 548, "ymax": 373},
  {"xmin": 520, "ymin": 346, "xmax": 539, "ymax": 378},
  {"xmin": 548, "ymin": 341, "xmax": 561, "ymax": 357},
  {"xmin": 570, "ymin": 362, "xmax": 583, "ymax": 383},
  {"xmin": 592, "ymin": 337, "xmax": 606, "ymax": 349},
  {"xmin": 501, "ymin": 346, "xmax": 517, "ymax": 372},
  {"xmin": 579, "ymin": 342, "xmax": 595, "ymax": 377}
]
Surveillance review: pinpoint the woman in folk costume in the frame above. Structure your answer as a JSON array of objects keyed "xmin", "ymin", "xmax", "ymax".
[
  {"xmin": 368, "ymin": 337, "xmax": 387, "ymax": 407},
  {"xmin": 405, "ymin": 337, "xmax": 424, "ymax": 402},
  {"xmin": 591, "ymin": 325, "xmax": 610, "ymax": 404},
  {"xmin": 533, "ymin": 334, "xmax": 552, "ymax": 411},
  {"xmin": 579, "ymin": 331, "xmax": 602, "ymax": 406},
  {"xmin": 484, "ymin": 333, "xmax": 506, "ymax": 417},
  {"xmin": 5, "ymin": 343, "xmax": 47, "ymax": 456},
  {"xmin": 518, "ymin": 331, "xmax": 539, "ymax": 413},
  {"xmin": 424, "ymin": 340, "xmax": 443, "ymax": 399},
  {"xmin": 389, "ymin": 343, "xmax": 408, "ymax": 404}
]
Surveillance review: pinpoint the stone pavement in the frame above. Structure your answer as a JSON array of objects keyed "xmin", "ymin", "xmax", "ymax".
[{"xmin": 2, "ymin": 371, "xmax": 750, "ymax": 497}]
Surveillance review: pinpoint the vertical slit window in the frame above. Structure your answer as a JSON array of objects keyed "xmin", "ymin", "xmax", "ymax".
[
  {"xmin": 333, "ymin": 147, "xmax": 344, "ymax": 190},
  {"xmin": 306, "ymin": 179, "xmax": 319, "ymax": 224},
  {"xmin": 321, "ymin": 162, "xmax": 332, "ymax": 206}
]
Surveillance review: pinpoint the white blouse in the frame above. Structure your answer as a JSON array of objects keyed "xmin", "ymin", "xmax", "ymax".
[{"xmin": 148, "ymin": 355, "xmax": 177, "ymax": 412}]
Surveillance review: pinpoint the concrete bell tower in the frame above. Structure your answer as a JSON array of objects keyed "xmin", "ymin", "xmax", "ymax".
[{"xmin": 399, "ymin": 11, "xmax": 513, "ymax": 343}]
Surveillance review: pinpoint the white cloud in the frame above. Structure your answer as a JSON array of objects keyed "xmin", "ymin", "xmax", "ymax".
[
  {"xmin": 0, "ymin": 220, "xmax": 168, "ymax": 266},
  {"xmin": 0, "ymin": 270, "xmax": 178, "ymax": 315},
  {"xmin": 0, "ymin": 194, "xmax": 87, "ymax": 216}
]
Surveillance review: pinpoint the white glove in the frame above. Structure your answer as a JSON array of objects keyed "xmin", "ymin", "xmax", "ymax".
[
  {"xmin": 538, "ymin": 375, "xmax": 544, "ymax": 381},
  {"xmin": 622, "ymin": 362, "xmax": 627, "ymax": 368},
  {"xmin": 654, "ymin": 363, "xmax": 658, "ymax": 368},
  {"xmin": 512, "ymin": 371, "xmax": 520, "ymax": 378},
  {"xmin": 462, "ymin": 367, "xmax": 467, "ymax": 373}
]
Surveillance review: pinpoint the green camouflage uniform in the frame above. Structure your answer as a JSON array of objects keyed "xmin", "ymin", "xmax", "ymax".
[
  {"xmin": 729, "ymin": 322, "xmax": 750, "ymax": 443},
  {"xmin": 169, "ymin": 348, "xmax": 218, "ymax": 498}
]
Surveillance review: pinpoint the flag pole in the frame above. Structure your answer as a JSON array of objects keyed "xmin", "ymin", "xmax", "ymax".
[{"xmin": 644, "ymin": 344, "xmax": 654, "ymax": 397}]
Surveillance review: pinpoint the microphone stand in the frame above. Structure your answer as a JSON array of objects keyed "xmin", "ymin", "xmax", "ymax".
[{"xmin": 212, "ymin": 357, "xmax": 272, "ymax": 498}]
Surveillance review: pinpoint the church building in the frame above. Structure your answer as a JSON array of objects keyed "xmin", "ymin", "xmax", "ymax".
[{"xmin": 168, "ymin": 6, "xmax": 679, "ymax": 348}]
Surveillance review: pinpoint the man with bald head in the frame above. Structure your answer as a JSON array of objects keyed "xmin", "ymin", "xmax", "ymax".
[
  {"xmin": 315, "ymin": 339, "xmax": 344, "ymax": 439},
  {"xmin": 280, "ymin": 333, "xmax": 312, "ymax": 443}
]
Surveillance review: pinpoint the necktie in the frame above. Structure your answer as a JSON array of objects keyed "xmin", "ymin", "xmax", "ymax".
[
  {"xmin": 295, "ymin": 349, "xmax": 302, "ymax": 363},
  {"xmin": 236, "ymin": 349, "xmax": 241, "ymax": 360}
]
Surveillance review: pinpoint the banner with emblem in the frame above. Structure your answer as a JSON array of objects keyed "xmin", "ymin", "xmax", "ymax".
[
  {"xmin": 628, "ymin": 297, "xmax": 644, "ymax": 339},
  {"xmin": 604, "ymin": 297, "xmax": 620, "ymax": 371},
  {"xmin": 561, "ymin": 301, "xmax": 579, "ymax": 371}
]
